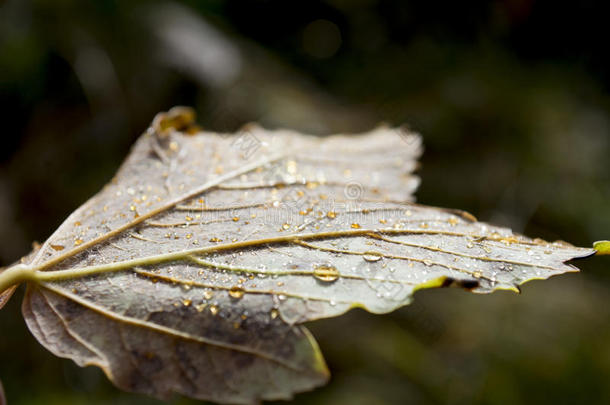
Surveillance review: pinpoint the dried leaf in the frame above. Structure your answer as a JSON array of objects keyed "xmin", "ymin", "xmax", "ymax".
[
  {"xmin": 0, "ymin": 107, "xmax": 594, "ymax": 403},
  {"xmin": 0, "ymin": 285, "xmax": 16, "ymax": 311}
]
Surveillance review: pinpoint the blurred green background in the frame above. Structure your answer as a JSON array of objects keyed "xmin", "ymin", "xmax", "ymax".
[{"xmin": 1, "ymin": 0, "xmax": 610, "ymax": 404}]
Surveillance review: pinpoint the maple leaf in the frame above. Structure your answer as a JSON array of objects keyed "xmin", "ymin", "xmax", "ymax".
[{"xmin": 0, "ymin": 107, "xmax": 594, "ymax": 403}]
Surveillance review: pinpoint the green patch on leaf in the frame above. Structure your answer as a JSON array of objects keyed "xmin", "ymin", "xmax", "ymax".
[{"xmin": 594, "ymin": 240, "xmax": 610, "ymax": 255}]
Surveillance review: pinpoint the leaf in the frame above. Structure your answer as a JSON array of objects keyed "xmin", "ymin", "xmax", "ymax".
[
  {"xmin": 594, "ymin": 240, "xmax": 610, "ymax": 255},
  {"xmin": 0, "ymin": 107, "xmax": 594, "ymax": 404},
  {"xmin": 0, "ymin": 285, "xmax": 16, "ymax": 311}
]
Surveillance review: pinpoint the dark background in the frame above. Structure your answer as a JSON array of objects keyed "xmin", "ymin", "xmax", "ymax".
[{"xmin": 1, "ymin": 1, "xmax": 610, "ymax": 404}]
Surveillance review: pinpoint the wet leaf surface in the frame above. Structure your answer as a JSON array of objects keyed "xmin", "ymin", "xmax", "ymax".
[{"xmin": 0, "ymin": 107, "xmax": 594, "ymax": 403}]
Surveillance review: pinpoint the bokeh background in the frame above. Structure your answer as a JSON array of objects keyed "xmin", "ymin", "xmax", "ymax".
[{"xmin": 1, "ymin": 0, "xmax": 610, "ymax": 404}]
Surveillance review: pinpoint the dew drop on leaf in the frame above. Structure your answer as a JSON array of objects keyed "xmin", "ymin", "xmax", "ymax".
[
  {"xmin": 228, "ymin": 286, "xmax": 245, "ymax": 299},
  {"xmin": 313, "ymin": 264, "xmax": 340, "ymax": 283},
  {"xmin": 363, "ymin": 251, "xmax": 383, "ymax": 262}
]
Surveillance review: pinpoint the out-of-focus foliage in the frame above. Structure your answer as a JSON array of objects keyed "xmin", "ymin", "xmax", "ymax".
[{"xmin": 1, "ymin": 1, "xmax": 609, "ymax": 404}]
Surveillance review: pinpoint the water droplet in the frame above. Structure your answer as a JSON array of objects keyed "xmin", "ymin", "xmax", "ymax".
[
  {"xmin": 228, "ymin": 286, "xmax": 245, "ymax": 299},
  {"xmin": 203, "ymin": 291, "xmax": 214, "ymax": 300},
  {"xmin": 327, "ymin": 211, "xmax": 337, "ymax": 219},
  {"xmin": 209, "ymin": 304, "xmax": 219, "ymax": 315},
  {"xmin": 286, "ymin": 160, "xmax": 298, "ymax": 174},
  {"xmin": 232, "ymin": 216, "xmax": 240, "ymax": 222},
  {"xmin": 313, "ymin": 264, "xmax": 340, "ymax": 282},
  {"xmin": 282, "ymin": 223, "xmax": 290, "ymax": 230},
  {"xmin": 351, "ymin": 223, "xmax": 361, "ymax": 229},
  {"xmin": 466, "ymin": 242, "xmax": 474, "ymax": 249},
  {"xmin": 363, "ymin": 251, "xmax": 382, "ymax": 262},
  {"xmin": 270, "ymin": 308, "xmax": 279, "ymax": 319},
  {"xmin": 50, "ymin": 244, "xmax": 65, "ymax": 251},
  {"xmin": 182, "ymin": 299, "xmax": 192, "ymax": 307},
  {"xmin": 74, "ymin": 239, "xmax": 84, "ymax": 246}
]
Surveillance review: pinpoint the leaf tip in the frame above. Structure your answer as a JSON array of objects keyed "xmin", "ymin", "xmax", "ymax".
[
  {"xmin": 152, "ymin": 106, "xmax": 197, "ymax": 137},
  {"xmin": 593, "ymin": 240, "xmax": 610, "ymax": 255}
]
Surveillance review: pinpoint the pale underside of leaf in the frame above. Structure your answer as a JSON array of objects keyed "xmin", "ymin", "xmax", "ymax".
[{"xmin": 6, "ymin": 107, "xmax": 593, "ymax": 404}]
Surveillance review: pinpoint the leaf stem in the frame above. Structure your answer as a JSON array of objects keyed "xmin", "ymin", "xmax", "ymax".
[{"xmin": 0, "ymin": 264, "xmax": 35, "ymax": 293}]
